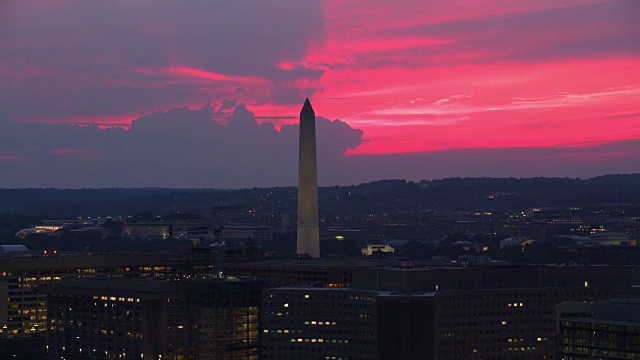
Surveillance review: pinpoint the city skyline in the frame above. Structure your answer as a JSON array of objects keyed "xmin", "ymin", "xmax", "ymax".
[{"xmin": 1, "ymin": 1, "xmax": 639, "ymax": 187}]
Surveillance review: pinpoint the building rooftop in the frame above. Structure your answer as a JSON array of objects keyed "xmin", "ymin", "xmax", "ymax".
[
  {"xmin": 42, "ymin": 278, "xmax": 176, "ymax": 299},
  {"xmin": 0, "ymin": 244, "xmax": 29, "ymax": 253},
  {"xmin": 268, "ymin": 286, "xmax": 436, "ymax": 297}
]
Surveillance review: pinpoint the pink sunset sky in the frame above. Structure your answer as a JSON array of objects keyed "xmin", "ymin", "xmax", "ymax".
[{"xmin": 0, "ymin": 0, "xmax": 639, "ymax": 187}]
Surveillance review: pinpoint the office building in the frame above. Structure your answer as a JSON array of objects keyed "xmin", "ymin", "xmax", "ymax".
[
  {"xmin": 208, "ymin": 205, "xmax": 246, "ymax": 225},
  {"xmin": 176, "ymin": 278, "xmax": 263, "ymax": 360},
  {"xmin": 45, "ymin": 277, "xmax": 263, "ymax": 360},
  {"xmin": 252, "ymin": 262, "xmax": 640, "ymax": 359},
  {"xmin": 557, "ymin": 299, "xmax": 640, "ymax": 359},
  {"xmin": 44, "ymin": 278, "xmax": 175, "ymax": 360},
  {"xmin": 262, "ymin": 287, "xmax": 436, "ymax": 360},
  {"xmin": 221, "ymin": 224, "xmax": 273, "ymax": 243},
  {"xmin": 0, "ymin": 253, "xmax": 173, "ymax": 338},
  {"xmin": 224, "ymin": 260, "xmax": 358, "ymax": 288}
]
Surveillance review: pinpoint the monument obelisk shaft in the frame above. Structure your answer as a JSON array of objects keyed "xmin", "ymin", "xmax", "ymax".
[{"xmin": 297, "ymin": 98, "xmax": 320, "ymax": 258}]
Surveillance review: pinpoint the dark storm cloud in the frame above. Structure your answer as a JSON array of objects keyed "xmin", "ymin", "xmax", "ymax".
[
  {"xmin": 0, "ymin": 1, "xmax": 325, "ymax": 119},
  {"xmin": 0, "ymin": 103, "xmax": 363, "ymax": 188}
]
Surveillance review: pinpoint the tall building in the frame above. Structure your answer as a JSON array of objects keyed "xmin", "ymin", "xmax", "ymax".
[
  {"xmin": 262, "ymin": 287, "xmax": 378, "ymax": 360},
  {"xmin": 176, "ymin": 279, "xmax": 262, "ymax": 360},
  {"xmin": 297, "ymin": 98, "xmax": 320, "ymax": 258}
]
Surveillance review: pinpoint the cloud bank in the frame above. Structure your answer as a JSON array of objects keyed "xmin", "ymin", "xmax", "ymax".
[
  {"xmin": 1, "ymin": 99, "xmax": 638, "ymax": 188},
  {"xmin": 0, "ymin": 103, "xmax": 363, "ymax": 188}
]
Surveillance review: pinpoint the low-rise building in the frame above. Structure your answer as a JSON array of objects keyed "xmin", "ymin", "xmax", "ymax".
[
  {"xmin": 361, "ymin": 244, "xmax": 394, "ymax": 256},
  {"xmin": 122, "ymin": 223, "xmax": 172, "ymax": 239},
  {"xmin": 221, "ymin": 224, "xmax": 272, "ymax": 243}
]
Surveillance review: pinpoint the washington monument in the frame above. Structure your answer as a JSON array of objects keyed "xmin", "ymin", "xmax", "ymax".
[{"xmin": 297, "ymin": 98, "xmax": 320, "ymax": 258}]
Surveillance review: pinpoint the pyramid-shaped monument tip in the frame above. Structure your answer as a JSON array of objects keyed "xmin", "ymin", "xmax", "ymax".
[{"xmin": 301, "ymin": 98, "xmax": 314, "ymax": 114}]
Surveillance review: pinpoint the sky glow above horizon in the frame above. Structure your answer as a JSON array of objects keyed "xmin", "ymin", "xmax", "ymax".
[
  {"xmin": 312, "ymin": 0, "xmax": 640, "ymax": 155},
  {"xmin": 1, "ymin": 0, "xmax": 639, "ymax": 187}
]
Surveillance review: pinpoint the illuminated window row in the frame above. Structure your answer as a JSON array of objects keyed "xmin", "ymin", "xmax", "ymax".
[
  {"xmin": 290, "ymin": 338, "xmax": 349, "ymax": 343},
  {"xmin": 504, "ymin": 346, "xmax": 537, "ymax": 352},
  {"xmin": 91, "ymin": 296, "xmax": 139, "ymax": 302},
  {"xmin": 304, "ymin": 321, "xmax": 337, "ymax": 326},
  {"xmin": 507, "ymin": 338, "xmax": 545, "ymax": 343},
  {"xmin": 264, "ymin": 329, "xmax": 302, "ymax": 334}
]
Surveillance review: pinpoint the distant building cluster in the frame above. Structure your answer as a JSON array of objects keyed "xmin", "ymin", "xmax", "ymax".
[
  {"xmin": 15, "ymin": 214, "xmax": 274, "ymax": 247},
  {"xmin": 4, "ymin": 218, "xmax": 640, "ymax": 360},
  {"xmin": 15, "ymin": 217, "xmax": 109, "ymax": 238},
  {"xmin": 44, "ymin": 277, "xmax": 262, "ymax": 360},
  {"xmin": 121, "ymin": 222, "xmax": 272, "ymax": 243}
]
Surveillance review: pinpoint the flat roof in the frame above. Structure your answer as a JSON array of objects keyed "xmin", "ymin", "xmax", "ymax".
[
  {"xmin": 560, "ymin": 316, "xmax": 640, "ymax": 327},
  {"xmin": 42, "ymin": 278, "xmax": 175, "ymax": 298},
  {"xmin": 267, "ymin": 287, "xmax": 436, "ymax": 297}
]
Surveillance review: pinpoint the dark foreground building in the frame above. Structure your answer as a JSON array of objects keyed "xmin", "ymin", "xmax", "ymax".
[
  {"xmin": 253, "ymin": 263, "xmax": 640, "ymax": 360},
  {"xmin": 557, "ymin": 299, "xmax": 640, "ymax": 359},
  {"xmin": 176, "ymin": 279, "xmax": 262, "ymax": 360},
  {"xmin": 44, "ymin": 277, "xmax": 263, "ymax": 360},
  {"xmin": 44, "ymin": 278, "xmax": 175, "ymax": 360},
  {"xmin": 0, "ymin": 253, "xmax": 174, "ymax": 338},
  {"xmin": 432, "ymin": 287, "xmax": 640, "ymax": 359},
  {"xmin": 261, "ymin": 284, "xmax": 640, "ymax": 360},
  {"xmin": 261, "ymin": 287, "xmax": 434, "ymax": 360}
]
